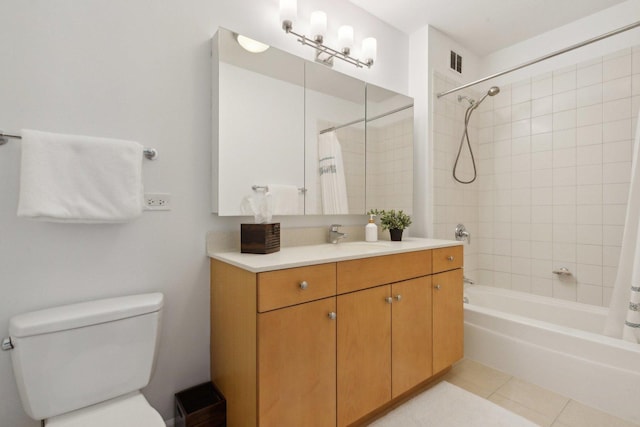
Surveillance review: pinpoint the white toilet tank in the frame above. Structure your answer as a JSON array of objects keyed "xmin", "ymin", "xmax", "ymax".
[{"xmin": 8, "ymin": 293, "xmax": 163, "ymax": 421}]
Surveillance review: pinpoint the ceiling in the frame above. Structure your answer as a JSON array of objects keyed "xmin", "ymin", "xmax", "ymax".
[{"xmin": 347, "ymin": 0, "xmax": 628, "ymax": 56}]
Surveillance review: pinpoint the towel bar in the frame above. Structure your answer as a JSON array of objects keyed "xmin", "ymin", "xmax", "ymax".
[
  {"xmin": 0, "ymin": 131, "xmax": 158, "ymax": 160},
  {"xmin": 252, "ymin": 185, "xmax": 307, "ymax": 193}
]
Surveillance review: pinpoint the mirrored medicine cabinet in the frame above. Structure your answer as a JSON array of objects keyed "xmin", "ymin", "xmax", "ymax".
[{"xmin": 211, "ymin": 27, "xmax": 413, "ymax": 217}]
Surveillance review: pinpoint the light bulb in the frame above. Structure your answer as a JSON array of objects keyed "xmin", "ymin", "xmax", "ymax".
[
  {"xmin": 280, "ymin": 0, "xmax": 297, "ymax": 31},
  {"xmin": 310, "ymin": 11, "xmax": 327, "ymax": 43},
  {"xmin": 362, "ymin": 37, "xmax": 377, "ymax": 66},
  {"xmin": 338, "ymin": 25, "xmax": 354, "ymax": 55}
]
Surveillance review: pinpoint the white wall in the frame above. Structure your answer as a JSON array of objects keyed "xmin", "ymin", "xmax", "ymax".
[{"xmin": 0, "ymin": 1, "xmax": 408, "ymax": 426}]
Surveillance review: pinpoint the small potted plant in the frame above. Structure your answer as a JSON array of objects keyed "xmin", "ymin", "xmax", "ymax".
[{"xmin": 368, "ymin": 209, "xmax": 412, "ymax": 241}]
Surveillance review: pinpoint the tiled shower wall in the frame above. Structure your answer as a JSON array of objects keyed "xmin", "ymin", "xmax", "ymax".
[
  {"xmin": 433, "ymin": 46, "xmax": 640, "ymax": 307},
  {"xmin": 367, "ymin": 116, "xmax": 414, "ymax": 213}
]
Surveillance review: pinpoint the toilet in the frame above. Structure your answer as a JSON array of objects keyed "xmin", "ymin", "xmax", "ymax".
[{"xmin": 4, "ymin": 293, "xmax": 165, "ymax": 426}]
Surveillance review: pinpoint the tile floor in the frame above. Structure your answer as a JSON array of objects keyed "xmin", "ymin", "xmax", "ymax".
[{"xmin": 442, "ymin": 359, "xmax": 639, "ymax": 427}]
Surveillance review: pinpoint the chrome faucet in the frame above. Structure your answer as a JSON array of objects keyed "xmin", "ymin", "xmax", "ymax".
[
  {"xmin": 455, "ymin": 223, "xmax": 470, "ymax": 244},
  {"xmin": 329, "ymin": 224, "xmax": 347, "ymax": 244}
]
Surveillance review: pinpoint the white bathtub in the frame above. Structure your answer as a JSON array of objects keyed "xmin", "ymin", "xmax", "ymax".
[{"xmin": 464, "ymin": 285, "xmax": 640, "ymax": 424}]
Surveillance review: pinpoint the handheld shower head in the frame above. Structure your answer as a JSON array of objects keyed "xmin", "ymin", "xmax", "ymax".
[
  {"xmin": 471, "ymin": 86, "xmax": 500, "ymax": 110},
  {"xmin": 487, "ymin": 86, "xmax": 500, "ymax": 96}
]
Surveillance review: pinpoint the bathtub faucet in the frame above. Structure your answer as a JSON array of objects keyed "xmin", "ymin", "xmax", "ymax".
[{"xmin": 455, "ymin": 223, "xmax": 471, "ymax": 244}]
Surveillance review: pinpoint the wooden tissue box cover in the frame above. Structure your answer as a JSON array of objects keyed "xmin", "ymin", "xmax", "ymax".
[{"xmin": 241, "ymin": 223, "xmax": 280, "ymax": 254}]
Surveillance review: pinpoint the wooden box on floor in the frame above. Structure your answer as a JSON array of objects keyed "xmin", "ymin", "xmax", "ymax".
[{"xmin": 175, "ymin": 382, "xmax": 226, "ymax": 427}]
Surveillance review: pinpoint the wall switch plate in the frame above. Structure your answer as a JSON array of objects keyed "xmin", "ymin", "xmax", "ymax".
[{"xmin": 144, "ymin": 193, "xmax": 171, "ymax": 211}]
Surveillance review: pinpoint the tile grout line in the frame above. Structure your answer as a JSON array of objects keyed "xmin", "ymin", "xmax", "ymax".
[{"xmin": 550, "ymin": 398, "xmax": 572, "ymax": 426}]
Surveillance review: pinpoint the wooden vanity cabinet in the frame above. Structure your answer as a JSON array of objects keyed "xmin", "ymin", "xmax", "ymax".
[
  {"xmin": 258, "ymin": 296, "xmax": 337, "ymax": 427},
  {"xmin": 432, "ymin": 246, "xmax": 464, "ymax": 374},
  {"xmin": 210, "ymin": 244, "xmax": 463, "ymax": 427}
]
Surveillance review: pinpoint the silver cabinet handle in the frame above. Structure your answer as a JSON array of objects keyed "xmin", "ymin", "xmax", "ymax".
[
  {"xmin": 385, "ymin": 296, "xmax": 393, "ymax": 304},
  {"xmin": 434, "ymin": 284, "xmax": 441, "ymax": 290},
  {"xmin": 447, "ymin": 256, "xmax": 455, "ymax": 261},
  {"xmin": 299, "ymin": 281, "xmax": 308, "ymax": 290},
  {"xmin": 328, "ymin": 312, "xmax": 337, "ymax": 320},
  {"xmin": 394, "ymin": 294, "xmax": 402, "ymax": 302}
]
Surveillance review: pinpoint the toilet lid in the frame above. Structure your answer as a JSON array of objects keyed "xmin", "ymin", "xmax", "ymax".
[{"xmin": 45, "ymin": 392, "xmax": 164, "ymax": 427}]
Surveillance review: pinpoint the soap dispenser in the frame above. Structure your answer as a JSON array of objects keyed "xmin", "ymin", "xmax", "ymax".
[{"xmin": 365, "ymin": 214, "xmax": 378, "ymax": 242}]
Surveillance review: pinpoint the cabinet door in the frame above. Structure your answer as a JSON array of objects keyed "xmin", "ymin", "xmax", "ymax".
[
  {"xmin": 391, "ymin": 276, "xmax": 433, "ymax": 397},
  {"xmin": 337, "ymin": 286, "xmax": 391, "ymax": 427},
  {"xmin": 258, "ymin": 297, "xmax": 336, "ymax": 427},
  {"xmin": 432, "ymin": 269, "xmax": 464, "ymax": 373}
]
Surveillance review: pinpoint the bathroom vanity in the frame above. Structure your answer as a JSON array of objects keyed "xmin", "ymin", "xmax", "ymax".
[{"xmin": 209, "ymin": 239, "xmax": 463, "ymax": 427}]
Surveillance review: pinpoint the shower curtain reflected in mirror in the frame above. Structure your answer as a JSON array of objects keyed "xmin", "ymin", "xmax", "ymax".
[
  {"xmin": 319, "ymin": 131, "xmax": 349, "ymax": 214},
  {"xmin": 605, "ymin": 109, "xmax": 640, "ymax": 343}
]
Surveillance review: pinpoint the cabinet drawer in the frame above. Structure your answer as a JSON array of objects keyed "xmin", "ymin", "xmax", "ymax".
[
  {"xmin": 258, "ymin": 264, "xmax": 336, "ymax": 312},
  {"xmin": 432, "ymin": 245, "xmax": 463, "ymax": 273},
  {"xmin": 337, "ymin": 251, "xmax": 431, "ymax": 294}
]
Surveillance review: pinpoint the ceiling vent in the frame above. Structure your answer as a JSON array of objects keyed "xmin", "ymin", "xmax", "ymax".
[{"xmin": 450, "ymin": 51, "xmax": 462, "ymax": 74}]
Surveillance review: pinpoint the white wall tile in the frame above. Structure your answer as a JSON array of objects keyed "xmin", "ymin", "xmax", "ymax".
[
  {"xmin": 577, "ymin": 165, "xmax": 602, "ymax": 185},
  {"xmin": 603, "ymin": 76, "xmax": 632, "ymax": 102},
  {"xmin": 531, "ymin": 133, "xmax": 553, "ymax": 152},
  {"xmin": 576, "ymin": 145, "xmax": 602, "ymax": 165},
  {"xmin": 577, "ymin": 84, "xmax": 603, "ymax": 107},
  {"xmin": 603, "ymin": 204, "xmax": 626, "ymax": 225},
  {"xmin": 512, "ymin": 82, "xmax": 532, "ymax": 104},
  {"xmin": 532, "ymin": 96, "xmax": 553, "ymax": 117},
  {"xmin": 577, "ymin": 264, "xmax": 603, "ymax": 285},
  {"xmin": 532, "ymin": 114, "xmax": 553, "ymax": 134},
  {"xmin": 576, "ymin": 184, "xmax": 602, "ymax": 205},
  {"xmin": 531, "ymin": 241, "xmax": 553, "ymax": 260},
  {"xmin": 577, "ymin": 205, "xmax": 603, "ymax": 225},
  {"xmin": 553, "ymin": 110, "xmax": 576, "ymax": 130},
  {"xmin": 553, "ymin": 90, "xmax": 577, "ymax": 112},
  {"xmin": 577, "ymin": 224, "xmax": 603, "ymax": 245},
  {"xmin": 576, "ymin": 104, "xmax": 603, "ymax": 127},
  {"xmin": 531, "ymin": 169, "xmax": 553, "ymax": 187},
  {"xmin": 531, "ymin": 277, "xmax": 553, "ymax": 296},
  {"xmin": 603, "ymin": 98, "xmax": 632, "ymax": 122},
  {"xmin": 577, "ymin": 284, "xmax": 603, "ymax": 305},
  {"xmin": 553, "ymin": 68, "xmax": 577, "ymax": 93},
  {"xmin": 603, "ymin": 54, "xmax": 632, "ymax": 81},
  {"xmin": 603, "ymin": 161, "xmax": 631, "ymax": 184},
  {"xmin": 512, "ymin": 119, "xmax": 531, "ymax": 138},
  {"xmin": 577, "ymin": 62, "xmax": 603, "ymax": 87},
  {"xmin": 576, "ymin": 124, "xmax": 603, "ymax": 146},
  {"xmin": 553, "ymin": 129, "xmax": 576, "ymax": 149},
  {"xmin": 603, "ymin": 183, "xmax": 630, "ymax": 204},
  {"xmin": 603, "ymin": 118, "xmax": 632, "ymax": 142},
  {"xmin": 532, "ymin": 77, "xmax": 552, "ymax": 99},
  {"xmin": 603, "ymin": 225, "xmax": 624, "ymax": 246},
  {"xmin": 577, "ymin": 244, "xmax": 603, "ymax": 265}
]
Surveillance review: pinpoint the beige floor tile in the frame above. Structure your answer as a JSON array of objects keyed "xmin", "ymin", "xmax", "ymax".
[
  {"xmin": 489, "ymin": 393, "xmax": 553, "ymax": 427},
  {"xmin": 555, "ymin": 400, "xmax": 640, "ymax": 427},
  {"xmin": 551, "ymin": 422, "xmax": 572, "ymax": 427},
  {"xmin": 447, "ymin": 358, "xmax": 512, "ymax": 393},
  {"xmin": 494, "ymin": 378, "xmax": 569, "ymax": 420},
  {"xmin": 443, "ymin": 373, "xmax": 495, "ymax": 398}
]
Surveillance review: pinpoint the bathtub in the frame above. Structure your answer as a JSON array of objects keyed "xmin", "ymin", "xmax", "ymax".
[{"xmin": 464, "ymin": 285, "xmax": 640, "ymax": 424}]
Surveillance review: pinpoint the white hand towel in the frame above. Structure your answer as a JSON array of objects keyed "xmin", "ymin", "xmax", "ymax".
[
  {"xmin": 267, "ymin": 184, "xmax": 300, "ymax": 215},
  {"xmin": 17, "ymin": 129, "xmax": 144, "ymax": 223}
]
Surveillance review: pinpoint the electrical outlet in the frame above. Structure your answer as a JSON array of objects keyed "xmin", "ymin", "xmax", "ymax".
[{"xmin": 144, "ymin": 193, "xmax": 171, "ymax": 211}]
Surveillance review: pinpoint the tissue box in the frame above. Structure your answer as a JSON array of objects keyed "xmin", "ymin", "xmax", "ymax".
[{"xmin": 241, "ymin": 223, "xmax": 280, "ymax": 254}]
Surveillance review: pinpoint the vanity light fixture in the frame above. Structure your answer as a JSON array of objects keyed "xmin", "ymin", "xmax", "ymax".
[
  {"xmin": 235, "ymin": 34, "xmax": 270, "ymax": 53},
  {"xmin": 279, "ymin": 0, "xmax": 376, "ymax": 68}
]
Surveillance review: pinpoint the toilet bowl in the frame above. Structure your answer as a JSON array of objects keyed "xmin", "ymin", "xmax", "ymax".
[{"xmin": 4, "ymin": 293, "xmax": 165, "ymax": 426}]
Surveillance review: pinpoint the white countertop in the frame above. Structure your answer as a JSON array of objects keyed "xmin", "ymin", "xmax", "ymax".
[{"xmin": 209, "ymin": 238, "xmax": 462, "ymax": 272}]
